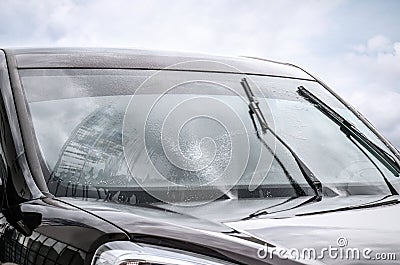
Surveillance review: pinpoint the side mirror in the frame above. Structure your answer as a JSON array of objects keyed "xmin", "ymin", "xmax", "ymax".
[{"xmin": 2, "ymin": 205, "xmax": 42, "ymax": 236}]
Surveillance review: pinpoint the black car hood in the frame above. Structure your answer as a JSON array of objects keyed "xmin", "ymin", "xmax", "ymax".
[
  {"xmin": 61, "ymin": 195, "xmax": 400, "ymax": 264},
  {"xmin": 225, "ymin": 199, "xmax": 400, "ymax": 264}
]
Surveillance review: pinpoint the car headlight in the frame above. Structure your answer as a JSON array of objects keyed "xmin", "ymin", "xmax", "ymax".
[{"xmin": 91, "ymin": 241, "xmax": 236, "ymax": 265}]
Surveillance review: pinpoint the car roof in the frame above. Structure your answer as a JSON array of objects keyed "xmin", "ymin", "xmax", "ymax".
[{"xmin": 4, "ymin": 48, "xmax": 313, "ymax": 80}]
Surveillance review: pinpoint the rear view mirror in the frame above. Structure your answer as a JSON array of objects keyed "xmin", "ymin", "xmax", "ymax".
[{"xmin": 2, "ymin": 205, "xmax": 42, "ymax": 236}]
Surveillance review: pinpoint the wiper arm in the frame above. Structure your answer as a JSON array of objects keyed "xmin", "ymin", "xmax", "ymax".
[
  {"xmin": 241, "ymin": 78, "xmax": 323, "ymax": 199},
  {"xmin": 297, "ymin": 86, "xmax": 400, "ymax": 178},
  {"xmin": 241, "ymin": 78, "xmax": 269, "ymax": 133}
]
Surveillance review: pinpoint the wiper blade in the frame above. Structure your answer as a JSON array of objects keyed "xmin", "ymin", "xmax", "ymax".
[
  {"xmin": 297, "ymin": 195, "xmax": 400, "ymax": 216},
  {"xmin": 297, "ymin": 86, "xmax": 400, "ymax": 177},
  {"xmin": 241, "ymin": 78, "xmax": 323, "ymax": 199},
  {"xmin": 244, "ymin": 195, "xmax": 400, "ymax": 220},
  {"xmin": 242, "ymin": 195, "xmax": 320, "ymax": 220}
]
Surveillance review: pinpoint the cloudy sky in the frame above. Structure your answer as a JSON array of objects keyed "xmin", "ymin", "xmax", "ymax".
[{"xmin": 1, "ymin": 0, "xmax": 399, "ymax": 147}]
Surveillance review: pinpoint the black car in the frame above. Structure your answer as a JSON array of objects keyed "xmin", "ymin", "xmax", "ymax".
[{"xmin": 0, "ymin": 48, "xmax": 399, "ymax": 265}]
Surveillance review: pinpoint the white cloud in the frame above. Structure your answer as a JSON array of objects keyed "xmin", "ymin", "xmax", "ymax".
[
  {"xmin": 1, "ymin": 0, "xmax": 399, "ymax": 148},
  {"xmin": 352, "ymin": 35, "xmax": 393, "ymax": 54},
  {"xmin": 313, "ymin": 35, "xmax": 400, "ymax": 147},
  {"xmin": 0, "ymin": 0, "xmax": 342, "ymax": 60}
]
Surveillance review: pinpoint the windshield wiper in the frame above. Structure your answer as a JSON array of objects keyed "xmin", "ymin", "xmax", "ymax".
[
  {"xmin": 297, "ymin": 86, "xmax": 400, "ymax": 178},
  {"xmin": 241, "ymin": 78, "xmax": 323, "ymax": 199},
  {"xmin": 242, "ymin": 196, "xmax": 318, "ymax": 220},
  {"xmin": 297, "ymin": 195, "xmax": 400, "ymax": 216}
]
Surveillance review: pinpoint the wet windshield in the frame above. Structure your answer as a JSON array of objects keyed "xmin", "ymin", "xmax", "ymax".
[{"xmin": 19, "ymin": 68, "xmax": 398, "ymax": 204}]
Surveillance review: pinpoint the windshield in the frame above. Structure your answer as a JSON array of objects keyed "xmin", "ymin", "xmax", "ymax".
[{"xmin": 19, "ymin": 68, "xmax": 399, "ymax": 205}]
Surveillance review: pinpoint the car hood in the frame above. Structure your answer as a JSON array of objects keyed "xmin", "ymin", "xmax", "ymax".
[
  {"xmin": 61, "ymin": 195, "xmax": 400, "ymax": 264},
  {"xmin": 225, "ymin": 200, "xmax": 400, "ymax": 264}
]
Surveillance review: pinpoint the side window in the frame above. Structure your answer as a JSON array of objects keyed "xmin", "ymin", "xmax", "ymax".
[
  {"xmin": 0, "ymin": 55, "xmax": 10, "ymax": 203},
  {"xmin": 0, "ymin": 51, "xmax": 36, "ymax": 205},
  {"xmin": 0, "ymin": 55, "xmax": 9, "ymax": 189},
  {"xmin": 0, "ymin": 120, "xmax": 6, "ymax": 187}
]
